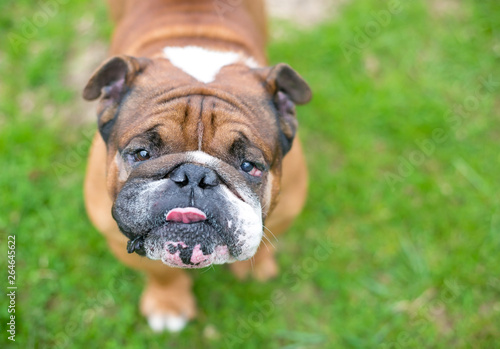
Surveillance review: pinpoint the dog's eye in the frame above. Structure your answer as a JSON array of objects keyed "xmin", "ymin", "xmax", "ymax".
[
  {"xmin": 241, "ymin": 161, "xmax": 263, "ymax": 177},
  {"xmin": 134, "ymin": 150, "xmax": 150, "ymax": 162}
]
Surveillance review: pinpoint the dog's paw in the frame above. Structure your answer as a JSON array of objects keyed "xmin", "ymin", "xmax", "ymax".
[
  {"xmin": 147, "ymin": 313, "xmax": 188, "ymax": 333},
  {"xmin": 140, "ymin": 275, "xmax": 196, "ymax": 333}
]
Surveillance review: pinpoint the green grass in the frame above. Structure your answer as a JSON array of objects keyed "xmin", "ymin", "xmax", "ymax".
[{"xmin": 1, "ymin": 0, "xmax": 500, "ymax": 348}]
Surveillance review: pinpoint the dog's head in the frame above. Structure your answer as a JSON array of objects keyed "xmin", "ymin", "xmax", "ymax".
[{"xmin": 83, "ymin": 53, "xmax": 310, "ymax": 268}]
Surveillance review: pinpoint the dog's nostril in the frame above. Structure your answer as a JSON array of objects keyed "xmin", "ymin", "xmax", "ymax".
[
  {"xmin": 172, "ymin": 176, "xmax": 189, "ymax": 187},
  {"xmin": 170, "ymin": 169, "xmax": 189, "ymax": 187},
  {"xmin": 199, "ymin": 171, "xmax": 219, "ymax": 189},
  {"xmin": 170, "ymin": 163, "xmax": 219, "ymax": 189}
]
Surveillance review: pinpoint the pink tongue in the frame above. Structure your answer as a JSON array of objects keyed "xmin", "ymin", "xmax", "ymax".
[{"xmin": 166, "ymin": 207, "xmax": 207, "ymax": 224}]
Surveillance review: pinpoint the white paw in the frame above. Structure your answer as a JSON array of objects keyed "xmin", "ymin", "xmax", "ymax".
[{"xmin": 147, "ymin": 313, "xmax": 188, "ymax": 333}]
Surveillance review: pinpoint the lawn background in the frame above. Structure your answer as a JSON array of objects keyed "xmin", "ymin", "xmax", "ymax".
[{"xmin": 1, "ymin": 0, "xmax": 499, "ymax": 348}]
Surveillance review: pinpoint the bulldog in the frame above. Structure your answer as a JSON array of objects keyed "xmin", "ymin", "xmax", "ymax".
[{"xmin": 83, "ymin": 0, "xmax": 311, "ymax": 332}]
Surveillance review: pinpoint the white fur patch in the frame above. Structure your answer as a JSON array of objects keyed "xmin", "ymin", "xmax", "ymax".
[
  {"xmin": 185, "ymin": 150, "xmax": 220, "ymax": 169},
  {"xmin": 220, "ymin": 185, "xmax": 262, "ymax": 261},
  {"xmin": 162, "ymin": 46, "xmax": 259, "ymax": 83},
  {"xmin": 147, "ymin": 313, "xmax": 188, "ymax": 333}
]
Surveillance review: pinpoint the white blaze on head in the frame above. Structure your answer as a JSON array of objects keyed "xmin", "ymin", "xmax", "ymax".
[{"xmin": 162, "ymin": 46, "xmax": 259, "ymax": 83}]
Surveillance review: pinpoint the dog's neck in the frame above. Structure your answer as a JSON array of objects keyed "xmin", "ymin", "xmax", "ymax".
[{"xmin": 109, "ymin": 0, "xmax": 267, "ymax": 64}]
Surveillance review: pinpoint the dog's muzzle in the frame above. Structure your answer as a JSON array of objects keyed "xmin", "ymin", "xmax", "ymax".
[{"xmin": 113, "ymin": 152, "xmax": 263, "ymax": 268}]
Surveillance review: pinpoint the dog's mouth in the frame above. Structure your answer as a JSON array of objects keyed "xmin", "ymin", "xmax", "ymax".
[
  {"xmin": 125, "ymin": 207, "xmax": 238, "ymax": 268},
  {"xmin": 165, "ymin": 207, "xmax": 207, "ymax": 224}
]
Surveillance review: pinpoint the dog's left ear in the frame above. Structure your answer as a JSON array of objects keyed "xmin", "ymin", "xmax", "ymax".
[
  {"xmin": 83, "ymin": 55, "xmax": 151, "ymax": 142},
  {"xmin": 264, "ymin": 63, "xmax": 312, "ymax": 155}
]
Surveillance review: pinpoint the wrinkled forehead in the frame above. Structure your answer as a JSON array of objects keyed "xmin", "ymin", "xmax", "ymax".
[{"xmin": 111, "ymin": 89, "xmax": 279, "ymax": 162}]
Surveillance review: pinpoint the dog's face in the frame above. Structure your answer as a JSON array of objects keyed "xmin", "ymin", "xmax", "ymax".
[{"xmin": 84, "ymin": 55, "xmax": 310, "ymax": 268}]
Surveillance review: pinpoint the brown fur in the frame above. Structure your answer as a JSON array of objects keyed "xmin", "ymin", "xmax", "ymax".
[{"xmin": 84, "ymin": 0, "xmax": 308, "ymax": 324}]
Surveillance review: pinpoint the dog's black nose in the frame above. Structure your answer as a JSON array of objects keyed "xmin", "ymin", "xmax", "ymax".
[{"xmin": 170, "ymin": 163, "xmax": 219, "ymax": 189}]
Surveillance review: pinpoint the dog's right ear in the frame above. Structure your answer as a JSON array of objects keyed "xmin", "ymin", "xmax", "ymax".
[
  {"xmin": 83, "ymin": 55, "xmax": 151, "ymax": 142},
  {"xmin": 261, "ymin": 63, "xmax": 312, "ymax": 155}
]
